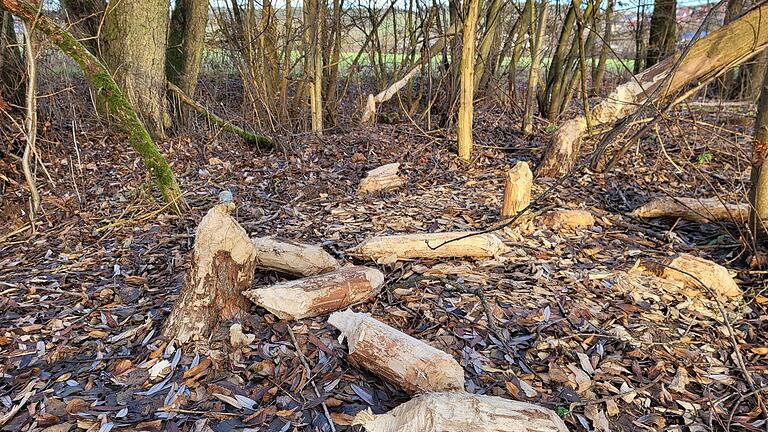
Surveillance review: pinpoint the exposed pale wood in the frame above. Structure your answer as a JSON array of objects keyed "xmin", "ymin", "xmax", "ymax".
[
  {"xmin": 328, "ymin": 310, "xmax": 465, "ymax": 394},
  {"xmin": 501, "ymin": 161, "xmax": 533, "ymax": 219},
  {"xmin": 631, "ymin": 197, "xmax": 749, "ymax": 223},
  {"xmin": 353, "ymin": 392, "xmax": 569, "ymax": 432},
  {"xmin": 539, "ymin": 209, "xmax": 595, "ymax": 230},
  {"xmin": 357, "ymin": 163, "xmax": 406, "ymax": 195},
  {"xmin": 163, "ymin": 203, "xmax": 257, "ymax": 349},
  {"xmin": 353, "ymin": 232, "xmax": 510, "ymax": 263},
  {"xmin": 658, "ymin": 253, "xmax": 741, "ymax": 299},
  {"xmin": 251, "ymin": 236, "xmax": 340, "ymax": 276},
  {"xmin": 244, "ymin": 266, "xmax": 384, "ymax": 320}
]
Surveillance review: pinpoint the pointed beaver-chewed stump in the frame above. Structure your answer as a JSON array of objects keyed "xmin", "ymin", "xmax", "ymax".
[
  {"xmin": 251, "ymin": 236, "xmax": 340, "ymax": 277},
  {"xmin": 163, "ymin": 203, "xmax": 258, "ymax": 350},
  {"xmin": 328, "ymin": 310, "xmax": 465, "ymax": 394},
  {"xmin": 244, "ymin": 265, "xmax": 384, "ymax": 320},
  {"xmin": 352, "ymin": 231, "xmax": 509, "ymax": 264},
  {"xmin": 501, "ymin": 161, "xmax": 533, "ymax": 219},
  {"xmin": 630, "ymin": 197, "xmax": 749, "ymax": 223},
  {"xmin": 352, "ymin": 392, "xmax": 569, "ymax": 432}
]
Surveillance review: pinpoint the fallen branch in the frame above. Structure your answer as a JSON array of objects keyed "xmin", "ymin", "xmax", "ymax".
[
  {"xmin": 167, "ymin": 81, "xmax": 275, "ymax": 149},
  {"xmin": 630, "ymin": 197, "xmax": 749, "ymax": 223},
  {"xmin": 352, "ymin": 232, "xmax": 509, "ymax": 263},
  {"xmin": 251, "ymin": 236, "xmax": 340, "ymax": 277}
]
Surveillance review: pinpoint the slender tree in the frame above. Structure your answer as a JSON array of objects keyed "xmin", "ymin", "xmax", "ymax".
[
  {"xmin": 750, "ymin": 67, "xmax": 768, "ymax": 246},
  {"xmin": 166, "ymin": 0, "xmax": 208, "ymax": 124},
  {"xmin": 591, "ymin": 0, "xmax": 613, "ymax": 95},
  {"xmin": 60, "ymin": 0, "xmax": 105, "ymax": 54},
  {"xmin": 646, "ymin": 0, "xmax": 677, "ymax": 67},
  {"xmin": 523, "ymin": 0, "xmax": 548, "ymax": 135},
  {"xmin": 457, "ymin": 0, "xmax": 480, "ymax": 160},
  {"xmin": 0, "ymin": 6, "xmax": 24, "ymax": 108}
]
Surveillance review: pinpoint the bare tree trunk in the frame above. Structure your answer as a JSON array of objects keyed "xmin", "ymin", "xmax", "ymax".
[
  {"xmin": 0, "ymin": 7, "xmax": 24, "ymax": 108},
  {"xmin": 473, "ymin": 0, "xmax": 503, "ymax": 92},
  {"xmin": 21, "ymin": 21, "xmax": 39, "ymax": 219},
  {"xmin": 633, "ymin": 3, "xmax": 647, "ymax": 74},
  {"xmin": 166, "ymin": 0, "xmax": 208, "ymax": 125},
  {"xmin": 456, "ymin": 0, "xmax": 480, "ymax": 160},
  {"xmin": 591, "ymin": 0, "xmax": 613, "ymax": 95},
  {"xmin": 537, "ymin": 2, "xmax": 768, "ymax": 178},
  {"xmin": 522, "ymin": 0, "xmax": 548, "ymax": 135},
  {"xmin": 102, "ymin": 0, "xmax": 170, "ymax": 139},
  {"xmin": 750, "ymin": 66, "xmax": 768, "ymax": 247},
  {"xmin": 305, "ymin": 0, "xmax": 324, "ymax": 134},
  {"xmin": 646, "ymin": 0, "xmax": 677, "ymax": 68}
]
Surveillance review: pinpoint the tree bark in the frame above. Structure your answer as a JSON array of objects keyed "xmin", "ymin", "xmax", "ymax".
[
  {"xmin": 537, "ymin": 2, "xmax": 768, "ymax": 178},
  {"xmin": 60, "ymin": 0, "xmax": 105, "ymax": 55},
  {"xmin": 304, "ymin": 0, "xmax": 324, "ymax": 134},
  {"xmin": 750, "ymin": 65, "xmax": 768, "ymax": 247},
  {"xmin": 591, "ymin": 0, "xmax": 614, "ymax": 95},
  {"xmin": 456, "ymin": 0, "xmax": 480, "ymax": 160},
  {"xmin": 101, "ymin": 0, "xmax": 170, "ymax": 139},
  {"xmin": 0, "ymin": 7, "xmax": 24, "ymax": 108},
  {"xmin": 166, "ymin": 0, "xmax": 208, "ymax": 124},
  {"xmin": 1, "ymin": 0, "xmax": 184, "ymax": 211},
  {"xmin": 646, "ymin": 0, "xmax": 677, "ymax": 68}
]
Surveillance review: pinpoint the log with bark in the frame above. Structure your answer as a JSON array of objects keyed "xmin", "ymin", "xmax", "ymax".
[
  {"xmin": 631, "ymin": 197, "xmax": 749, "ymax": 223},
  {"xmin": 501, "ymin": 161, "xmax": 533, "ymax": 219},
  {"xmin": 163, "ymin": 202, "xmax": 258, "ymax": 349},
  {"xmin": 353, "ymin": 392, "xmax": 569, "ymax": 432},
  {"xmin": 539, "ymin": 209, "xmax": 595, "ymax": 230},
  {"xmin": 251, "ymin": 236, "xmax": 340, "ymax": 276},
  {"xmin": 649, "ymin": 253, "xmax": 742, "ymax": 299},
  {"xmin": 357, "ymin": 163, "xmax": 406, "ymax": 195},
  {"xmin": 244, "ymin": 266, "xmax": 384, "ymax": 320},
  {"xmin": 352, "ymin": 232, "xmax": 510, "ymax": 263},
  {"xmin": 536, "ymin": 2, "xmax": 768, "ymax": 178},
  {"xmin": 328, "ymin": 310, "xmax": 465, "ymax": 394}
]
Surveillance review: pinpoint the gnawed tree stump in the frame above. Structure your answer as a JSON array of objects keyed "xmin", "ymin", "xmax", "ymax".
[
  {"xmin": 357, "ymin": 163, "xmax": 406, "ymax": 195},
  {"xmin": 328, "ymin": 310, "xmax": 465, "ymax": 394},
  {"xmin": 630, "ymin": 197, "xmax": 749, "ymax": 223},
  {"xmin": 163, "ymin": 203, "xmax": 258, "ymax": 349},
  {"xmin": 251, "ymin": 236, "xmax": 340, "ymax": 277},
  {"xmin": 539, "ymin": 209, "xmax": 595, "ymax": 230},
  {"xmin": 244, "ymin": 266, "xmax": 384, "ymax": 320},
  {"xmin": 501, "ymin": 161, "xmax": 533, "ymax": 219},
  {"xmin": 353, "ymin": 392, "xmax": 569, "ymax": 432},
  {"xmin": 353, "ymin": 232, "xmax": 509, "ymax": 264},
  {"xmin": 651, "ymin": 253, "xmax": 741, "ymax": 299}
]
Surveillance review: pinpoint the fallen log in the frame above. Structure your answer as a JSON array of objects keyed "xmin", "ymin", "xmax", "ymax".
[
  {"xmin": 352, "ymin": 232, "xmax": 510, "ymax": 263},
  {"xmin": 654, "ymin": 253, "xmax": 741, "ymax": 299},
  {"xmin": 244, "ymin": 266, "xmax": 384, "ymax": 320},
  {"xmin": 328, "ymin": 310, "xmax": 465, "ymax": 394},
  {"xmin": 536, "ymin": 2, "xmax": 768, "ymax": 178},
  {"xmin": 357, "ymin": 163, "xmax": 406, "ymax": 195},
  {"xmin": 539, "ymin": 209, "xmax": 595, "ymax": 230},
  {"xmin": 353, "ymin": 392, "xmax": 569, "ymax": 432},
  {"xmin": 501, "ymin": 161, "xmax": 533, "ymax": 219},
  {"xmin": 630, "ymin": 197, "xmax": 749, "ymax": 223},
  {"xmin": 251, "ymin": 236, "xmax": 340, "ymax": 277},
  {"xmin": 163, "ymin": 202, "xmax": 258, "ymax": 349}
]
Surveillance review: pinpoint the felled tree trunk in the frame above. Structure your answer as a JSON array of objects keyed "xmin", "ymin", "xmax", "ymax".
[
  {"xmin": 357, "ymin": 163, "xmax": 406, "ymax": 195},
  {"xmin": 251, "ymin": 236, "xmax": 339, "ymax": 276},
  {"xmin": 244, "ymin": 266, "xmax": 383, "ymax": 320},
  {"xmin": 537, "ymin": 2, "xmax": 768, "ymax": 178},
  {"xmin": 353, "ymin": 393, "xmax": 569, "ymax": 432},
  {"xmin": 501, "ymin": 161, "xmax": 532, "ymax": 218},
  {"xmin": 163, "ymin": 203, "xmax": 258, "ymax": 349},
  {"xmin": 353, "ymin": 232, "xmax": 509, "ymax": 263},
  {"xmin": 328, "ymin": 311, "xmax": 465, "ymax": 394},
  {"xmin": 1, "ymin": 0, "xmax": 184, "ymax": 212},
  {"xmin": 631, "ymin": 197, "xmax": 749, "ymax": 223}
]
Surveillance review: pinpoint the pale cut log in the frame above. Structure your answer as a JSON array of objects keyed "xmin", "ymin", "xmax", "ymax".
[
  {"xmin": 630, "ymin": 197, "xmax": 749, "ymax": 223},
  {"xmin": 539, "ymin": 209, "xmax": 595, "ymax": 230},
  {"xmin": 357, "ymin": 163, "xmax": 406, "ymax": 195},
  {"xmin": 353, "ymin": 232, "xmax": 510, "ymax": 263},
  {"xmin": 537, "ymin": 2, "xmax": 768, "ymax": 178},
  {"xmin": 328, "ymin": 310, "xmax": 465, "ymax": 394},
  {"xmin": 251, "ymin": 236, "xmax": 340, "ymax": 276},
  {"xmin": 353, "ymin": 392, "xmax": 569, "ymax": 432},
  {"xmin": 243, "ymin": 266, "xmax": 384, "ymax": 320},
  {"xmin": 163, "ymin": 203, "xmax": 258, "ymax": 349},
  {"xmin": 658, "ymin": 253, "xmax": 741, "ymax": 299},
  {"xmin": 501, "ymin": 161, "xmax": 533, "ymax": 219}
]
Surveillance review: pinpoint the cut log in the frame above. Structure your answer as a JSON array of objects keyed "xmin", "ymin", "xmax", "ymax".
[
  {"xmin": 630, "ymin": 197, "xmax": 749, "ymax": 223},
  {"xmin": 501, "ymin": 161, "xmax": 533, "ymax": 219},
  {"xmin": 163, "ymin": 203, "xmax": 257, "ymax": 349},
  {"xmin": 352, "ymin": 232, "xmax": 510, "ymax": 263},
  {"xmin": 353, "ymin": 392, "xmax": 569, "ymax": 432},
  {"xmin": 357, "ymin": 163, "xmax": 406, "ymax": 195},
  {"xmin": 251, "ymin": 236, "xmax": 340, "ymax": 277},
  {"xmin": 657, "ymin": 253, "xmax": 741, "ymax": 299},
  {"xmin": 537, "ymin": 2, "xmax": 768, "ymax": 178},
  {"xmin": 328, "ymin": 310, "xmax": 465, "ymax": 394},
  {"xmin": 539, "ymin": 209, "xmax": 595, "ymax": 230},
  {"xmin": 244, "ymin": 266, "xmax": 384, "ymax": 320}
]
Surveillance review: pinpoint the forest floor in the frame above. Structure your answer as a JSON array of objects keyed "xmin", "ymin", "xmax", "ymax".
[{"xmin": 1, "ymin": 100, "xmax": 767, "ymax": 432}]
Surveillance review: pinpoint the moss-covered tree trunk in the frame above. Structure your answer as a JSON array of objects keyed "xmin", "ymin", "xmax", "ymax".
[
  {"xmin": 1, "ymin": 0, "xmax": 184, "ymax": 212},
  {"xmin": 646, "ymin": 0, "xmax": 677, "ymax": 67},
  {"xmin": 749, "ymin": 67, "xmax": 768, "ymax": 247},
  {"xmin": 166, "ymin": 0, "xmax": 208, "ymax": 125},
  {"xmin": 0, "ymin": 7, "xmax": 24, "ymax": 108},
  {"xmin": 102, "ymin": 0, "xmax": 170, "ymax": 139}
]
